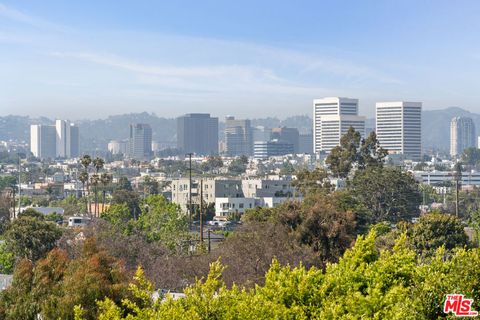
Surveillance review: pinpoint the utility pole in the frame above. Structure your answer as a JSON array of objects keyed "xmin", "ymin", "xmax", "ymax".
[
  {"xmin": 10, "ymin": 187, "xmax": 15, "ymax": 220},
  {"xmin": 17, "ymin": 154, "xmax": 21, "ymax": 218},
  {"xmin": 454, "ymin": 162, "xmax": 462, "ymax": 217},
  {"xmin": 200, "ymin": 179, "xmax": 204, "ymax": 243},
  {"xmin": 208, "ymin": 229, "xmax": 211, "ymax": 253},
  {"xmin": 187, "ymin": 153, "xmax": 193, "ymax": 230}
]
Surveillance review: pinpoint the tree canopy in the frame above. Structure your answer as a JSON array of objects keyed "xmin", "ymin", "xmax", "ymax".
[
  {"xmin": 4, "ymin": 209, "xmax": 63, "ymax": 262},
  {"xmin": 348, "ymin": 166, "xmax": 421, "ymax": 224},
  {"xmin": 326, "ymin": 128, "xmax": 387, "ymax": 178},
  {"xmin": 82, "ymin": 230, "xmax": 480, "ymax": 320}
]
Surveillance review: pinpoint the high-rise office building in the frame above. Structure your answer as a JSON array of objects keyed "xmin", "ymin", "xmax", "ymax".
[
  {"xmin": 55, "ymin": 120, "xmax": 68, "ymax": 158},
  {"xmin": 299, "ymin": 133, "xmax": 313, "ymax": 154},
  {"xmin": 253, "ymin": 126, "xmax": 272, "ymax": 142},
  {"xmin": 69, "ymin": 124, "xmax": 80, "ymax": 158},
  {"xmin": 254, "ymin": 140, "xmax": 294, "ymax": 159},
  {"xmin": 270, "ymin": 127, "xmax": 300, "ymax": 153},
  {"xmin": 225, "ymin": 116, "xmax": 253, "ymax": 156},
  {"xmin": 30, "ymin": 120, "xmax": 79, "ymax": 159},
  {"xmin": 313, "ymin": 97, "xmax": 366, "ymax": 154},
  {"xmin": 108, "ymin": 140, "xmax": 128, "ymax": 155},
  {"xmin": 177, "ymin": 113, "xmax": 219, "ymax": 155},
  {"xmin": 55, "ymin": 120, "xmax": 79, "ymax": 158},
  {"xmin": 30, "ymin": 125, "xmax": 57, "ymax": 159},
  {"xmin": 450, "ymin": 117, "xmax": 476, "ymax": 157},
  {"xmin": 376, "ymin": 101, "xmax": 422, "ymax": 161},
  {"xmin": 128, "ymin": 123, "xmax": 153, "ymax": 161}
]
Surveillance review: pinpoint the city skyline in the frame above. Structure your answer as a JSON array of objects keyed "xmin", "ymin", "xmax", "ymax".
[{"xmin": 2, "ymin": 1, "xmax": 480, "ymax": 119}]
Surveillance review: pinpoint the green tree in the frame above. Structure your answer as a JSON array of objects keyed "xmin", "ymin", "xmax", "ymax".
[
  {"xmin": 102, "ymin": 204, "xmax": 133, "ymax": 231},
  {"xmin": 228, "ymin": 155, "xmax": 248, "ymax": 175},
  {"xmin": 90, "ymin": 174, "xmax": 100, "ymax": 216},
  {"xmin": 4, "ymin": 209, "xmax": 63, "ymax": 261},
  {"xmin": 0, "ymin": 259, "xmax": 36, "ymax": 320},
  {"xmin": 111, "ymin": 190, "xmax": 140, "ymax": 219},
  {"xmin": 78, "ymin": 171, "xmax": 89, "ymax": 212},
  {"xmin": 462, "ymin": 147, "xmax": 480, "ymax": 166},
  {"xmin": 292, "ymin": 167, "xmax": 332, "ymax": 196},
  {"xmin": 100, "ymin": 173, "xmax": 113, "ymax": 211},
  {"xmin": 136, "ymin": 195, "xmax": 188, "ymax": 250},
  {"xmin": 0, "ymin": 241, "xmax": 14, "ymax": 274},
  {"xmin": 79, "ymin": 155, "xmax": 92, "ymax": 214},
  {"xmin": 326, "ymin": 126, "xmax": 361, "ymax": 178},
  {"xmin": 358, "ymin": 131, "xmax": 388, "ymax": 169},
  {"xmin": 293, "ymin": 193, "xmax": 356, "ymax": 262},
  {"xmin": 92, "ymin": 157, "xmax": 105, "ymax": 174},
  {"xmin": 0, "ymin": 195, "xmax": 11, "ymax": 233},
  {"xmin": 411, "ymin": 212, "xmax": 469, "ymax": 256},
  {"xmin": 348, "ymin": 166, "xmax": 421, "ymax": 224},
  {"xmin": 200, "ymin": 156, "xmax": 223, "ymax": 173},
  {"xmin": 280, "ymin": 161, "xmax": 295, "ymax": 175},
  {"xmin": 0, "ymin": 176, "xmax": 16, "ymax": 192},
  {"xmin": 84, "ymin": 228, "xmax": 480, "ymax": 320},
  {"xmin": 80, "ymin": 155, "xmax": 92, "ymax": 171},
  {"xmin": 117, "ymin": 176, "xmax": 133, "ymax": 191},
  {"xmin": 142, "ymin": 175, "xmax": 159, "ymax": 196},
  {"xmin": 326, "ymin": 129, "xmax": 388, "ymax": 178},
  {"xmin": 470, "ymin": 208, "xmax": 480, "ymax": 245},
  {"xmin": 0, "ymin": 240, "xmax": 129, "ymax": 320}
]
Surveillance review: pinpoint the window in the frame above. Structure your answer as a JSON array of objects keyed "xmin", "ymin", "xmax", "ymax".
[{"xmin": 239, "ymin": 203, "xmax": 244, "ymax": 208}]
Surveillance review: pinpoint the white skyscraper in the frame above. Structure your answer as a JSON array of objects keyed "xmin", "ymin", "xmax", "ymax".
[
  {"xmin": 313, "ymin": 97, "xmax": 366, "ymax": 154},
  {"xmin": 450, "ymin": 117, "xmax": 476, "ymax": 157},
  {"xmin": 30, "ymin": 120, "xmax": 79, "ymax": 159},
  {"xmin": 376, "ymin": 101, "xmax": 422, "ymax": 161},
  {"xmin": 30, "ymin": 125, "xmax": 57, "ymax": 159},
  {"xmin": 55, "ymin": 120, "xmax": 68, "ymax": 158},
  {"xmin": 55, "ymin": 120, "xmax": 80, "ymax": 158}
]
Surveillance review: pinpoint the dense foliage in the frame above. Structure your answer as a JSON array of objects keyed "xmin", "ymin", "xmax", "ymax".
[
  {"xmin": 348, "ymin": 166, "xmax": 421, "ymax": 224},
  {"xmin": 3, "ymin": 209, "xmax": 63, "ymax": 262},
  {"xmin": 0, "ymin": 134, "xmax": 476, "ymax": 319},
  {"xmin": 0, "ymin": 238, "xmax": 129, "ymax": 320},
  {"xmin": 75, "ymin": 230, "xmax": 480, "ymax": 320}
]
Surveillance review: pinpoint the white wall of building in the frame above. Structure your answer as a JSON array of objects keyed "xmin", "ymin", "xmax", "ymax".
[
  {"xmin": 313, "ymin": 97, "xmax": 365, "ymax": 154},
  {"xmin": 215, "ymin": 197, "xmax": 255, "ymax": 217},
  {"xmin": 376, "ymin": 101, "xmax": 422, "ymax": 161}
]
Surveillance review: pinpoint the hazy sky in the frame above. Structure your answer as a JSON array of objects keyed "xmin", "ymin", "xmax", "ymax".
[{"xmin": 1, "ymin": 1, "xmax": 480, "ymax": 120}]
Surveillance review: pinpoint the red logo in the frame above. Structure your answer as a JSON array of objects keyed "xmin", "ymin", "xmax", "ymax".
[{"xmin": 444, "ymin": 294, "xmax": 478, "ymax": 317}]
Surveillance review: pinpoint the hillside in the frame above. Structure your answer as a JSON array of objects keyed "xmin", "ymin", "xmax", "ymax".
[{"xmin": 1, "ymin": 108, "xmax": 477, "ymax": 153}]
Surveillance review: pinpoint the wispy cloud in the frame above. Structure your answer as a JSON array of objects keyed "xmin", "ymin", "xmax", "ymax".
[
  {"xmin": 0, "ymin": 3, "xmax": 35, "ymax": 24},
  {"xmin": 0, "ymin": 3, "xmax": 70, "ymax": 32},
  {"xmin": 51, "ymin": 51, "xmax": 281, "ymax": 81},
  {"xmin": 0, "ymin": 2, "xmax": 403, "ymax": 118}
]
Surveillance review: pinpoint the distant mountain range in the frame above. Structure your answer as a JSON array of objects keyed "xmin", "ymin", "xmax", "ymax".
[{"xmin": 0, "ymin": 107, "xmax": 478, "ymax": 153}]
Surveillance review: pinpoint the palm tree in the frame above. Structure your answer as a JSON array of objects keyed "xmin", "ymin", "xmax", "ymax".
[
  {"xmin": 90, "ymin": 174, "xmax": 100, "ymax": 217},
  {"xmin": 80, "ymin": 155, "xmax": 92, "ymax": 171},
  {"xmin": 80, "ymin": 155, "xmax": 92, "ymax": 213},
  {"xmin": 78, "ymin": 171, "xmax": 89, "ymax": 213},
  {"xmin": 93, "ymin": 157, "xmax": 105, "ymax": 174},
  {"xmin": 91, "ymin": 158, "xmax": 105, "ymax": 216},
  {"xmin": 100, "ymin": 173, "xmax": 112, "ymax": 213}
]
